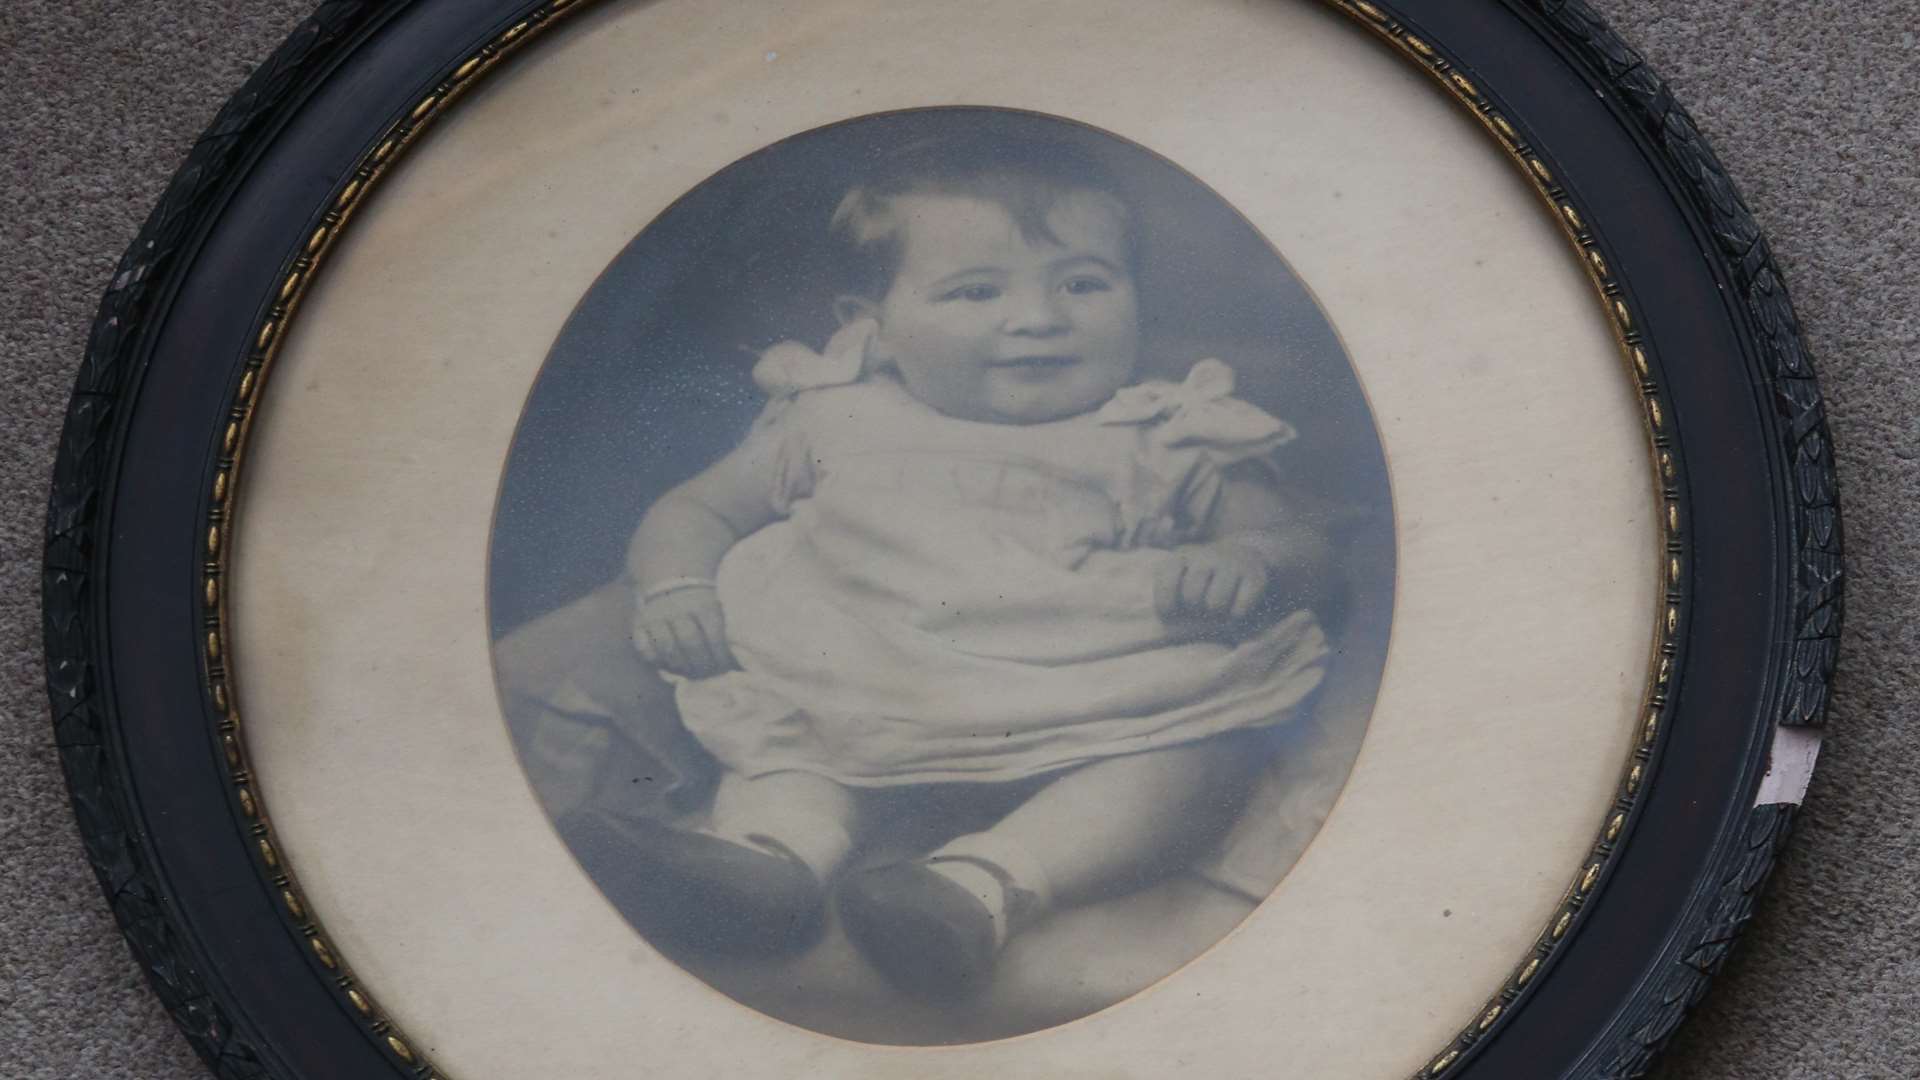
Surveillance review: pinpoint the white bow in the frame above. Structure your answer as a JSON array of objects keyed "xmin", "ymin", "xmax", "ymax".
[
  {"xmin": 751, "ymin": 318, "xmax": 879, "ymax": 398},
  {"xmin": 1094, "ymin": 358, "xmax": 1295, "ymax": 453}
]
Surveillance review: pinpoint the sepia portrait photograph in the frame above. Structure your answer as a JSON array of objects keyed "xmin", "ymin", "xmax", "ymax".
[{"xmin": 486, "ymin": 107, "xmax": 1394, "ymax": 1043}]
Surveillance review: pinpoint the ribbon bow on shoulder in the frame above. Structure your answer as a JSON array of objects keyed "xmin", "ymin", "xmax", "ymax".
[
  {"xmin": 1094, "ymin": 358, "xmax": 1296, "ymax": 454},
  {"xmin": 751, "ymin": 318, "xmax": 879, "ymax": 399}
]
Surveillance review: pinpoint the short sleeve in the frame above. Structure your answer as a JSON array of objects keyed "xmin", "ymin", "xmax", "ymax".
[
  {"xmin": 746, "ymin": 394, "xmax": 819, "ymax": 515},
  {"xmin": 1156, "ymin": 443, "xmax": 1287, "ymax": 543},
  {"xmin": 1182, "ymin": 431, "xmax": 1289, "ymax": 493},
  {"xmin": 1099, "ymin": 359, "xmax": 1296, "ymax": 533},
  {"xmin": 1111, "ymin": 365, "xmax": 1296, "ymax": 541}
]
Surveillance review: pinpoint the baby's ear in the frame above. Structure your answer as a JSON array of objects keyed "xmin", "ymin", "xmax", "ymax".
[{"xmin": 832, "ymin": 294, "xmax": 880, "ymax": 328}]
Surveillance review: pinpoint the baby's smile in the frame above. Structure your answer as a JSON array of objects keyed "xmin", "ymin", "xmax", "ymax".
[{"xmin": 988, "ymin": 353, "xmax": 1083, "ymax": 375}]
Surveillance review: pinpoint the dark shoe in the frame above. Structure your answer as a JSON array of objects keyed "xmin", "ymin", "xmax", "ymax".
[
  {"xmin": 837, "ymin": 861, "xmax": 999, "ymax": 999},
  {"xmin": 556, "ymin": 809, "xmax": 824, "ymax": 956}
]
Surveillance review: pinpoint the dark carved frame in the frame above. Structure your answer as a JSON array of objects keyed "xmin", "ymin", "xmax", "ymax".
[{"xmin": 43, "ymin": 1, "xmax": 1840, "ymax": 1078}]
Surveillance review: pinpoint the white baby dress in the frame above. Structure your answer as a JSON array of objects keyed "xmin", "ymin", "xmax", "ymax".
[{"xmin": 673, "ymin": 344, "xmax": 1329, "ymax": 787}]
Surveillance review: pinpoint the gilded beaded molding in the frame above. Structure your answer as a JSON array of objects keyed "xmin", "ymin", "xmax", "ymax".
[{"xmin": 203, "ymin": 3, "xmax": 591, "ymax": 1076}]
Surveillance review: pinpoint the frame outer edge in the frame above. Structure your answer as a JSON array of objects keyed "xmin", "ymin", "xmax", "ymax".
[
  {"xmin": 42, "ymin": 1, "xmax": 1843, "ymax": 1079},
  {"xmin": 1512, "ymin": 2, "xmax": 1843, "ymax": 1077},
  {"xmin": 43, "ymin": 2, "xmax": 407, "ymax": 1077}
]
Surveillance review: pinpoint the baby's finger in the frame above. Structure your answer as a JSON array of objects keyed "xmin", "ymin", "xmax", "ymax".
[
  {"xmin": 1229, "ymin": 573, "xmax": 1265, "ymax": 620},
  {"xmin": 689, "ymin": 612, "xmax": 728, "ymax": 676},
  {"xmin": 669, "ymin": 614, "xmax": 718, "ymax": 677},
  {"xmin": 1154, "ymin": 558, "xmax": 1187, "ymax": 617},
  {"xmin": 1180, "ymin": 562, "xmax": 1217, "ymax": 611},
  {"xmin": 1203, "ymin": 568, "xmax": 1241, "ymax": 615},
  {"xmin": 643, "ymin": 621, "xmax": 684, "ymax": 674},
  {"xmin": 633, "ymin": 618, "xmax": 662, "ymax": 665},
  {"xmin": 686, "ymin": 614, "xmax": 729, "ymax": 677},
  {"xmin": 692, "ymin": 606, "xmax": 736, "ymax": 672}
]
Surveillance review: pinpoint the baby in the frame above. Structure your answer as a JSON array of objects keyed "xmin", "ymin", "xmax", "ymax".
[{"xmin": 615, "ymin": 133, "xmax": 1329, "ymax": 997}]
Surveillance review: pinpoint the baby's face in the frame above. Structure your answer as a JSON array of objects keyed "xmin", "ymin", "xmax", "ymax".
[{"xmin": 869, "ymin": 192, "xmax": 1141, "ymax": 424}]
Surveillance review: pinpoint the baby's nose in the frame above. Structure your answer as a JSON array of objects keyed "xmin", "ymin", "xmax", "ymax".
[{"xmin": 1002, "ymin": 291, "xmax": 1070, "ymax": 335}]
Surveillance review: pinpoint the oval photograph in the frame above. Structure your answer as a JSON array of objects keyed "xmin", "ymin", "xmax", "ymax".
[{"xmin": 487, "ymin": 107, "xmax": 1394, "ymax": 1044}]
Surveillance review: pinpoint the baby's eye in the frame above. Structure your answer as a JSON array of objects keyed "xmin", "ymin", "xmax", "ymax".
[
  {"xmin": 940, "ymin": 283, "xmax": 1002, "ymax": 303},
  {"xmin": 1061, "ymin": 276, "xmax": 1112, "ymax": 296}
]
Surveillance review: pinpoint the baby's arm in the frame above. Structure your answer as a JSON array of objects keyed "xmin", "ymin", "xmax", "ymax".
[
  {"xmin": 1154, "ymin": 462, "xmax": 1333, "ymax": 626},
  {"xmin": 627, "ymin": 427, "xmax": 785, "ymax": 678}
]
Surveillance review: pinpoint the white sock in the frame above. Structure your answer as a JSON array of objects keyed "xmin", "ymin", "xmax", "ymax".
[
  {"xmin": 924, "ymin": 832, "xmax": 1055, "ymax": 951},
  {"xmin": 925, "ymin": 858, "xmax": 1014, "ymax": 950}
]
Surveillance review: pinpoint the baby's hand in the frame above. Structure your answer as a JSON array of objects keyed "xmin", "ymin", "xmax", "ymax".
[
  {"xmin": 1154, "ymin": 543, "xmax": 1271, "ymax": 625},
  {"xmin": 632, "ymin": 584, "xmax": 736, "ymax": 679}
]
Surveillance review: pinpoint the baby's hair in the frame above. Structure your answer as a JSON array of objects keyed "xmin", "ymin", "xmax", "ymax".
[{"xmin": 829, "ymin": 127, "xmax": 1135, "ymax": 300}]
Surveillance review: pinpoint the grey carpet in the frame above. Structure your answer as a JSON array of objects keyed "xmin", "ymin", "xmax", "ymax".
[{"xmin": 2, "ymin": 2, "xmax": 1913, "ymax": 1078}]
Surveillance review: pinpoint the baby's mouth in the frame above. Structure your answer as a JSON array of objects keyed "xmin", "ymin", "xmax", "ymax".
[{"xmin": 989, "ymin": 354, "xmax": 1081, "ymax": 373}]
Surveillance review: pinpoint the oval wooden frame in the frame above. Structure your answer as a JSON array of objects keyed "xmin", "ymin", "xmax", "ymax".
[{"xmin": 42, "ymin": 1, "xmax": 1841, "ymax": 1078}]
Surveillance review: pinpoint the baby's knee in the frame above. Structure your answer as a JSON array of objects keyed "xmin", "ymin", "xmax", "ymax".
[
  {"xmin": 709, "ymin": 770, "xmax": 857, "ymax": 841},
  {"xmin": 1135, "ymin": 733, "xmax": 1266, "ymax": 792}
]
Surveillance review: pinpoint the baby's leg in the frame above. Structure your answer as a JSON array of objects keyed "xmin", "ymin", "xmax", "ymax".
[
  {"xmin": 981, "ymin": 737, "xmax": 1259, "ymax": 906},
  {"xmin": 918, "ymin": 735, "xmax": 1259, "ymax": 942},
  {"xmin": 838, "ymin": 738, "xmax": 1257, "ymax": 996},
  {"xmin": 706, "ymin": 769, "xmax": 858, "ymax": 882}
]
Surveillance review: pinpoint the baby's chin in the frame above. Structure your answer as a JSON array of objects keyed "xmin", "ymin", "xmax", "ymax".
[
  {"xmin": 974, "ymin": 372, "xmax": 1135, "ymax": 424},
  {"xmin": 968, "ymin": 393, "xmax": 1112, "ymax": 425},
  {"xmin": 991, "ymin": 404, "xmax": 1103, "ymax": 424},
  {"xmin": 896, "ymin": 363, "xmax": 1138, "ymax": 424}
]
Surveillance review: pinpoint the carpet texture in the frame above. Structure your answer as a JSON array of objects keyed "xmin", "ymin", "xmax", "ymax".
[{"xmin": 2, "ymin": 2, "xmax": 1914, "ymax": 1078}]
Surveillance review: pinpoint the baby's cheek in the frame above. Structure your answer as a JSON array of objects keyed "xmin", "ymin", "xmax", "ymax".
[{"xmin": 938, "ymin": 367, "xmax": 994, "ymax": 412}]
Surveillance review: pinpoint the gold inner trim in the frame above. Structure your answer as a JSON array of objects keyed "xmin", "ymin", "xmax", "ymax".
[{"xmin": 201, "ymin": 3, "xmax": 595, "ymax": 1074}]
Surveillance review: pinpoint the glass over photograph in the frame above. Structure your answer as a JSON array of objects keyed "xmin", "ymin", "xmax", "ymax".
[{"xmin": 487, "ymin": 107, "xmax": 1395, "ymax": 1044}]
